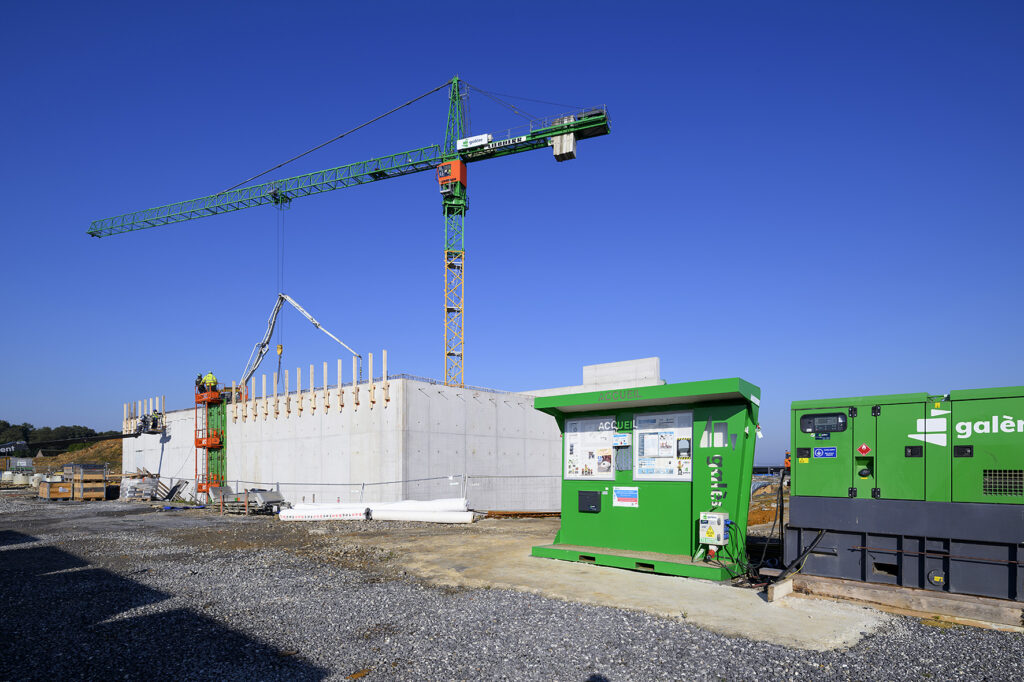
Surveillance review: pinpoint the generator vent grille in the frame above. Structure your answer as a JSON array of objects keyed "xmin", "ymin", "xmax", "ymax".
[{"xmin": 982, "ymin": 469, "xmax": 1024, "ymax": 497}]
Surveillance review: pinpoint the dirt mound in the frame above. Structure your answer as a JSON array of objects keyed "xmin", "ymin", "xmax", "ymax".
[{"xmin": 32, "ymin": 439, "xmax": 122, "ymax": 474}]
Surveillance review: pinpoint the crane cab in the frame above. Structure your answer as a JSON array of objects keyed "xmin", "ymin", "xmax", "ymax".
[{"xmin": 437, "ymin": 160, "xmax": 467, "ymax": 195}]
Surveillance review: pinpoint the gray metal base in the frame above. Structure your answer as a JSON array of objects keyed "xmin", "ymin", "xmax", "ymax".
[{"xmin": 786, "ymin": 496, "xmax": 1024, "ymax": 602}]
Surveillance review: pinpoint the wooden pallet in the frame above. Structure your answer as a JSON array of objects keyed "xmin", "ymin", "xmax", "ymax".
[{"xmin": 792, "ymin": 573, "xmax": 1024, "ymax": 631}]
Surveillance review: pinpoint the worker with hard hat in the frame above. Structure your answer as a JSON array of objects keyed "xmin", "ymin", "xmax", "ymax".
[{"xmin": 203, "ymin": 372, "xmax": 217, "ymax": 393}]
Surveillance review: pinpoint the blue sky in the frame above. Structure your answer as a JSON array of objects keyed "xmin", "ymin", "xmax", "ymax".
[{"xmin": 2, "ymin": 2, "xmax": 1022, "ymax": 463}]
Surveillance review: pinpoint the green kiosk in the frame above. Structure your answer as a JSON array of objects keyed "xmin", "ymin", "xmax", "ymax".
[{"xmin": 532, "ymin": 378, "xmax": 761, "ymax": 580}]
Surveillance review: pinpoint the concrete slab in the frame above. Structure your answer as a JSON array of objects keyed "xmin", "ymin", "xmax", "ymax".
[{"xmin": 342, "ymin": 518, "xmax": 889, "ymax": 651}]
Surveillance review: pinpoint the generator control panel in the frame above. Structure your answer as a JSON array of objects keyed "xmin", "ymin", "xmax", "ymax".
[{"xmin": 698, "ymin": 511, "xmax": 729, "ymax": 545}]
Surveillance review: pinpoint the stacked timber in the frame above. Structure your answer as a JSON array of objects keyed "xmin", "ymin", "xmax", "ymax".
[
  {"xmin": 39, "ymin": 481, "xmax": 72, "ymax": 500},
  {"xmin": 66, "ymin": 464, "xmax": 107, "ymax": 501}
]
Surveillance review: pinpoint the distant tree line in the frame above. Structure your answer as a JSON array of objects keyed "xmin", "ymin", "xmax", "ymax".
[{"xmin": 0, "ymin": 420, "xmax": 119, "ymax": 445}]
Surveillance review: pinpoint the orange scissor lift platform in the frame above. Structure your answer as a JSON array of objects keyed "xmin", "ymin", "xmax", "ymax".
[{"xmin": 195, "ymin": 386, "xmax": 227, "ymax": 494}]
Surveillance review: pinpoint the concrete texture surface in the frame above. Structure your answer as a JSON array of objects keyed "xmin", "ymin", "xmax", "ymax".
[
  {"xmin": 336, "ymin": 517, "xmax": 890, "ymax": 651},
  {"xmin": 124, "ymin": 376, "xmax": 562, "ymax": 510}
]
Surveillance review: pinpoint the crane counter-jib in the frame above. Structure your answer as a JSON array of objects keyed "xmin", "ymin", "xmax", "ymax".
[{"xmin": 85, "ymin": 109, "xmax": 609, "ymax": 238}]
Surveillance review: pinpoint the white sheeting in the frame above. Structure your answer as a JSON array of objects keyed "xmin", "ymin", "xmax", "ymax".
[{"xmin": 279, "ymin": 497, "xmax": 470, "ymax": 522}]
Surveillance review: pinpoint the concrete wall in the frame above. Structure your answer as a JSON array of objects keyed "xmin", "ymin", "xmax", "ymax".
[
  {"xmin": 401, "ymin": 380, "xmax": 561, "ymax": 510},
  {"xmin": 122, "ymin": 407, "xmax": 195, "ymax": 485},
  {"xmin": 527, "ymin": 357, "xmax": 665, "ymax": 397},
  {"xmin": 122, "ymin": 376, "xmax": 562, "ymax": 511},
  {"xmin": 228, "ymin": 379, "xmax": 405, "ymax": 504}
]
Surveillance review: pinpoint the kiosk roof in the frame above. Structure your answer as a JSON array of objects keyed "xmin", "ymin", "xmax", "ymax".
[{"xmin": 533, "ymin": 378, "xmax": 760, "ymax": 415}]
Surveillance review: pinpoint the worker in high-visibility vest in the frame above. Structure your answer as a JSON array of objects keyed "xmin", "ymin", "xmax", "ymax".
[{"xmin": 203, "ymin": 372, "xmax": 217, "ymax": 392}]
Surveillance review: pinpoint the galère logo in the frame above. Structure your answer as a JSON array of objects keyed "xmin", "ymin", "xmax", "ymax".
[
  {"xmin": 908, "ymin": 407, "xmax": 951, "ymax": 446},
  {"xmin": 908, "ymin": 408, "xmax": 1024, "ymax": 445}
]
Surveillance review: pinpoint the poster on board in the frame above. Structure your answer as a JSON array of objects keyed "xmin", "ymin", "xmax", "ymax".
[
  {"xmin": 633, "ymin": 411, "xmax": 694, "ymax": 481},
  {"xmin": 564, "ymin": 415, "xmax": 616, "ymax": 480}
]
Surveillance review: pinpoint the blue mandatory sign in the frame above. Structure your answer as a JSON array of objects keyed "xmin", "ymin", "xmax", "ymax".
[{"xmin": 813, "ymin": 447, "xmax": 838, "ymax": 458}]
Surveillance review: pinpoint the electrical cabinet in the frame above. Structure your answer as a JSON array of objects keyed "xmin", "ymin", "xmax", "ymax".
[
  {"xmin": 698, "ymin": 511, "xmax": 729, "ymax": 545},
  {"xmin": 787, "ymin": 386, "xmax": 1024, "ymax": 602}
]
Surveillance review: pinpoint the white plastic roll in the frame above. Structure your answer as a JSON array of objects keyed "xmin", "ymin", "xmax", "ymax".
[
  {"xmin": 370, "ymin": 510, "xmax": 474, "ymax": 524},
  {"xmin": 279, "ymin": 508, "xmax": 367, "ymax": 522}
]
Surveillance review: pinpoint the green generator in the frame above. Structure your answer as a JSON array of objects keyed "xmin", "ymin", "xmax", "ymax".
[
  {"xmin": 787, "ymin": 386, "xmax": 1024, "ymax": 602},
  {"xmin": 532, "ymin": 378, "xmax": 761, "ymax": 580}
]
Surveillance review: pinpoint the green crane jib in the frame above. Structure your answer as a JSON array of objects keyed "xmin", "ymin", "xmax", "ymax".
[{"xmin": 87, "ymin": 77, "xmax": 610, "ymax": 386}]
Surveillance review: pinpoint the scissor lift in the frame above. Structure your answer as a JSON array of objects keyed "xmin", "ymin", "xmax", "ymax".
[{"xmin": 194, "ymin": 383, "xmax": 226, "ymax": 496}]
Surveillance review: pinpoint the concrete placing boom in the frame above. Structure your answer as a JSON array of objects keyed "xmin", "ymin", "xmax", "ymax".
[
  {"xmin": 240, "ymin": 293, "xmax": 359, "ymax": 392},
  {"xmin": 87, "ymin": 77, "xmax": 610, "ymax": 387}
]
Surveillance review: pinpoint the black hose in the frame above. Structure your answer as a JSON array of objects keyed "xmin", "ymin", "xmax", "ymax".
[{"xmin": 775, "ymin": 529, "xmax": 826, "ymax": 582}]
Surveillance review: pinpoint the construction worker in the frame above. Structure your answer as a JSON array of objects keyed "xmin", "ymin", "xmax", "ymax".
[
  {"xmin": 195, "ymin": 374, "xmax": 204, "ymax": 392},
  {"xmin": 784, "ymin": 450, "xmax": 791, "ymax": 470},
  {"xmin": 203, "ymin": 372, "xmax": 217, "ymax": 393}
]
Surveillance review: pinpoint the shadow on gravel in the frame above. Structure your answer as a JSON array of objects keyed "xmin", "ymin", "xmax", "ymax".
[
  {"xmin": 0, "ymin": 531, "xmax": 328, "ymax": 680},
  {"xmin": 0, "ymin": 529, "xmax": 37, "ymax": 547}
]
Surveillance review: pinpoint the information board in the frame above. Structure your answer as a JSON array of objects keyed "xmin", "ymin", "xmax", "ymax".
[
  {"xmin": 633, "ymin": 411, "xmax": 694, "ymax": 481},
  {"xmin": 564, "ymin": 415, "xmax": 616, "ymax": 480}
]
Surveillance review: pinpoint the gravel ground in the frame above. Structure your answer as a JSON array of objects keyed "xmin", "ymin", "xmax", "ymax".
[{"xmin": 1, "ymin": 493, "xmax": 1022, "ymax": 681}]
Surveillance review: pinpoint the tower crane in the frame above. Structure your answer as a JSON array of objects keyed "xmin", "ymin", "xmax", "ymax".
[{"xmin": 87, "ymin": 77, "xmax": 610, "ymax": 387}]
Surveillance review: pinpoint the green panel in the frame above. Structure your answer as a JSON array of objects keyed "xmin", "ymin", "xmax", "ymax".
[
  {"xmin": 531, "ymin": 545, "xmax": 732, "ymax": 581},
  {"xmin": 852, "ymin": 409, "xmax": 876, "ymax": 499},
  {"xmin": 876, "ymin": 402, "xmax": 926, "ymax": 500},
  {"xmin": 951, "ymin": 397, "xmax": 1024, "ymax": 504},
  {"xmin": 208, "ymin": 403, "xmax": 227, "ymax": 483},
  {"xmin": 790, "ymin": 407, "xmax": 853, "ymax": 498},
  {"xmin": 949, "ymin": 386, "xmax": 1024, "ymax": 401},
  {"xmin": 924, "ymin": 396, "xmax": 952, "ymax": 502},
  {"xmin": 792, "ymin": 392, "xmax": 929, "ymax": 410},
  {"xmin": 690, "ymin": 403, "xmax": 756, "ymax": 560}
]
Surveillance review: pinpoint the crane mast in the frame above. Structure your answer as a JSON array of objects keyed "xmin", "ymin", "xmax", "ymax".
[{"xmin": 442, "ymin": 78, "xmax": 467, "ymax": 386}]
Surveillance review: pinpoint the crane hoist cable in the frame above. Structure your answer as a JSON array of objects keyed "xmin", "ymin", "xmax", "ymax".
[
  {"xmin": 463, "ymin": 83, "xmax": 540, "ymax": 123},
  {"xmin": 220, "ymin": 80, "xmax": 451, "ymax": 194},
  {"xmin": 463, "ymin": 83, "xmax": 586, "ymax": 111},
  {"xmin": 275, "ymin": 206, "xmax": 285, "ymax": 391}
]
